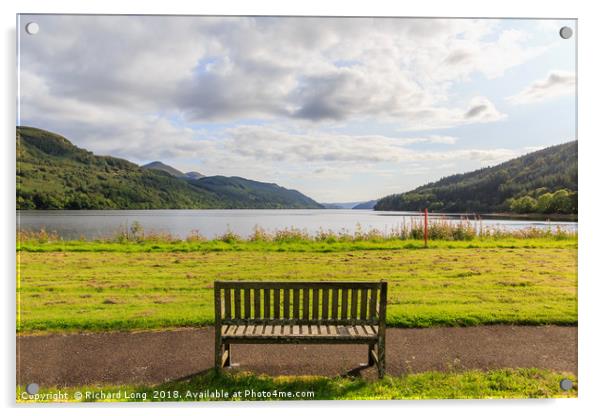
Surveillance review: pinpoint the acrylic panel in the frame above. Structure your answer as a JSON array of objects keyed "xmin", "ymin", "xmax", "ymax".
[{"xmin": 16, "ymin": 15, "xmax": 577, "ymax": 403}]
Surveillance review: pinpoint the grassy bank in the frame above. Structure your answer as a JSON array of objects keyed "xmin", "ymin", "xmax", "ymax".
[
  {"xmin": 18, "ymin": 221, "xmax": 577, "ymax": 254},
  {"xmin": 17, "ymin": 237, "xmax": 577, "ymax": 332},
  {"xmin": 17, "ymin": 220, "xmax": 577, "ymax": 253},
  {"xmin": 17, "ymin": 238, "xmax": 577, "ymax": 253},
  {"xmin": 17, "ymin": 368, "xmax": 577, "ymax": 402}
]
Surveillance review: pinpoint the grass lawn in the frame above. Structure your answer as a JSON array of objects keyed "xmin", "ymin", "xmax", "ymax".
[
  {"xmin": 17, "ymin": 368, "xmax": 577, "ymax": 402},
  {"xmin": 17, "ymin": 238, "xmax": 577, "ymax": 332},
  {"xmin": 18, "ymin": 236, "xmax": 576, "ymax": 253}
]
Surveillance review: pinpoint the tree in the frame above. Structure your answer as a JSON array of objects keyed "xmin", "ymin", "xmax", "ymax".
[
  {"xmin": 32, "ymin": 192, "xmax": 63, "ymax": 209},
  {"xmin": 510, "ymin": 196, "xmax": 537, "ymax": 213},
  {"xmin": 536, "ymin": 193, "xmax": 554, "ymax": 213},
  {"xmin": 550, "ymin": 189, "xmax": 573, "ymax": 214}
]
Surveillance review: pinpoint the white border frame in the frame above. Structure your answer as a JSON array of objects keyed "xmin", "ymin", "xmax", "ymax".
[{"xmin": 3, "ymin": 1, "xmax": 600, "ymax": 415}]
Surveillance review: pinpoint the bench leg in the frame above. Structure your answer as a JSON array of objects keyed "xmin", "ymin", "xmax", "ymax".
[
  {"xmin": 214, "ymin": 342, "xmax": 221, "ymax": 373},
  {"xmin": 377, "ymin": 336, "xmax": 385, "ymax": 378},
  {"xmin": 368, "ymin": 343, "xmax": 376, "ymax": 366},
  {"xmin": 223, "ymin": 343, "xmax": 232, "ymax": 367}
]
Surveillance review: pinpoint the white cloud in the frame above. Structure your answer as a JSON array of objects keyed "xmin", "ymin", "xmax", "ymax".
[
  {"xmin": 216, "ymin": 125, "xmax": 517, "ymax": 165},
  {"xmin": 507, "ymin": 71, "xmax": 575, "ymax": 105},
  {"xmin": 20, "ymin": 15, "xmax": 536, "ymax": 131}
]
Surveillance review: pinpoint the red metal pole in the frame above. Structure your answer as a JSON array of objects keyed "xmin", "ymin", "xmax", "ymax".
[{"xmin": 424, "ymin": 208, "xmax": 428, "ymax": 247}]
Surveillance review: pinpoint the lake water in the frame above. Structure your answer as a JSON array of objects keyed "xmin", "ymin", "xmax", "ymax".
[{"xmin": 17, "ymin": 210, "xmax": 578, "ymax": 240}]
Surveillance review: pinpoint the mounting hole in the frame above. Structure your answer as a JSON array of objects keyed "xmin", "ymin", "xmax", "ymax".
[
  {"xmin": 26, "ymin": 383, "xmax": 40, "ymax": 394},
  {"xmin": 559, "ymin": 26, "xmax": 573, "ymax": 40},
  {"xmin": 25, "ymin": 22, "xmax": 39, "ymax": 35},
  {"xmin": 559, "ymin": 378, "xmax": 573, "ymax": 391}
]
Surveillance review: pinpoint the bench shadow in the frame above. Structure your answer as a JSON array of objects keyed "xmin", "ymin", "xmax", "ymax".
[
  {"xmin": 170, "ymin": 368, "xmax": 216, "ymax": 383},
  {"xmin": 343, "ymin": 364, "xmax": 373, "ymax": 378},
  {"xmin": 172, "ymin": 364, "xmax": 374, "ymax": 382}
]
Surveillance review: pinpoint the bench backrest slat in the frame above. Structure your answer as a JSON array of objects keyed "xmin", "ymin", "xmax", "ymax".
[
  {"xmin": 322, "ymin": 288, "xmax": 329, "ymax": 320},
  {"xmin": 224, "ymin": 288, "xmax": 232, "ymax": 319},
  {"xmin": 263, "ymin": 288, "xmax": 270, "ymax": 319},
  {"xmin": 254, "ymin": 288, "xmax": 261, "ymax": 318},
  {"xmin": 331, "ymin": 288, "xmax": 339, "ymax": 320},
  {"xmin": 312, "ymin": 288, "xmax": 319, "ymax": 319},
  {"xmin": 273, "ymin": 288, "xmax": 280, "ymax": 319},
  {"xmin": 369, "ymin": 287, "xmax": 377, "ymax": 319},
  {"xmin": 360, "ymin": 288, "xmax": 368, "ymax": 320},
  {"xmin": 283, "ymin": 288, "xmax": 290, "ymax": 319},
  {"xmin": 244, "ymin": 288, "xmax": 251, "ymax": 318},
  {"xmin": 303, "ymin": 288, "xmax": 310, "ymax": 320},
  {"xmin": 341, "ymin": 288, "xmax": 349, "ymax": 319},
  {"xmin": 350, "ymin": 289, "xmax": 358, "ymax": 319},
  {"xmin": 215, "ymin": 281, "xmax": 386, "ymax": 325},
  {"xmin": 234, "ymin": 288, "xmax": 241, "ymax": 319},
  {"xmin": 293, "ymin": 289, "xmax": 300, "ymax": 319}
]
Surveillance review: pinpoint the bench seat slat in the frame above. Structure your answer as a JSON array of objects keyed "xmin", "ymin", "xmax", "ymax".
[
  {"xmin": 337, "ymin": 325, "xmax": 350, "ymax": 336},
  {"xmin": 354, "ymin": 325, "xmax": 365, "ymax": 336},
  {"xmin": 223, "ymin": 324, "xmax": 377, "ymax": 339}
]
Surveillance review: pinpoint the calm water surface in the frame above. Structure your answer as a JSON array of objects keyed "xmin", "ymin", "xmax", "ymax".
[{"xmin": 17, "ymin": 210, "xmax": 578, "ymax": 240}]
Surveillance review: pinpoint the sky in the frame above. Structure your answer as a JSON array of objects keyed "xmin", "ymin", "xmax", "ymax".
[{"xmin": 17, "ymin": 15, "xmax": 576, "ymax": 203}]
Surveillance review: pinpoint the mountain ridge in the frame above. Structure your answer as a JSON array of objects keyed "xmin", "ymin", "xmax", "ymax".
[
  {"xmin": 142, "ymin": 161, "xmax": 186, "ymax": 177},
  {"xmin": 375, "ymin": 141, "xmax": 577, "ymax": 214}
]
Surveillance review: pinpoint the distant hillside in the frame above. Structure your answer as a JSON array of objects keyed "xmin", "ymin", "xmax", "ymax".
[
  {"xmin": 190, "ymin": 176, "xmax": 323, "ymax": 209},
  {"xmin": 184, "ymin": 171, "xmax": 205, "ymax": 180},
  {"xmin": 375, "ymin": 141, "xmax": 577, "ymax": 214},
  {"xmin": 142, "ymin": 161, "xmax": 185, "ymax": 177},
  {"xmin": 353, "ymin": 200, "xmax": 377, "ymax": 210},
  {"xmin": 142, "ymin": 162, "xmax": 205, "ymax": 180},
  {"xmin": 321, "ymin": 201, "xmax": 365, "ymax": 209},
  {"xmin": 321, "ymin": 203, "xmax": 344, "ymax": 209},
  {"xmin": 16, "ymin": 127, "xmax": 322, "ymax": 210}
]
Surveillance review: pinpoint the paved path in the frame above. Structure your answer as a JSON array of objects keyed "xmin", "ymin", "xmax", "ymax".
[{"xmin": 17, "ymin": 325, "xmax": 577, "ymax": 386}]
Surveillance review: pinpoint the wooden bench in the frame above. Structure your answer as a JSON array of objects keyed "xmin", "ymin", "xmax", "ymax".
[{"xmin": 214, "ymin": 281, "xmax": 388, "ymax": 378}]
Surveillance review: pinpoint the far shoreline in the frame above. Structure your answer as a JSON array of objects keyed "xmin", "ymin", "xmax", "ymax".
[
  {"xmin": 16, "ymin": 208, "xmax": 578, "ymax": 222},
  {"xmin": 371, "ymin": 210, "xmax": 577, "ymax": 222}
]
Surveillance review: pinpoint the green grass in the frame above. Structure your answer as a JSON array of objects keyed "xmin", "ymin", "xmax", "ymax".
[
  {"xmin": 17, "ymin": 238, "xmax": 577, "ymax": 332},
  {"xmin": 17, "ymin": 368, "xmax": 577, "ymax": 402},
  {"xmin": 18, "ymin": 236, "xmax": 577, "ymax": 253}
]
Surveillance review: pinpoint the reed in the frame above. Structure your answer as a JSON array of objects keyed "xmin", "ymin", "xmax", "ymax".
[{"xmin": 17, "ymin": 217, "xmax": 577, "ymax": 244}]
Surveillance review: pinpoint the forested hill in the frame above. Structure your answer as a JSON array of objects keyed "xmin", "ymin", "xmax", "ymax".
[
  {"xmin": 16, "ymin": 126, "xmax": 323, "ymax": 210},
  {"xmin": 375, "ymin": 141, "xmax": 577, "ymax": 214}
]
